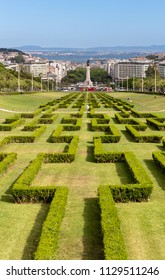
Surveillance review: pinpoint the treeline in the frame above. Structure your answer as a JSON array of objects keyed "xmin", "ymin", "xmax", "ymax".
[
  {"xmin": 0, "ymin": 48, "xmax": 25, "ymax": 55},
  {"xmin": 61, "ymin": 67, "xmax": 111, "ymax": 85}
]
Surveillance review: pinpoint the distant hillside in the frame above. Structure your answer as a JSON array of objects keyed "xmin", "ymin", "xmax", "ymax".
[
  {"xmin": 0, "ymin": 48, "xmax": 26, "ymax": 55},
  {"xmin": 16, "ymin": 44, "xmax": 165, "ymax": 53}
]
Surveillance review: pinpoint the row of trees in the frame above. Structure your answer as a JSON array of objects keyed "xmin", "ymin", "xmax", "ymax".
[{"xmin": 61, "ymin": 67, "xmax": 111, "ymax": 86}]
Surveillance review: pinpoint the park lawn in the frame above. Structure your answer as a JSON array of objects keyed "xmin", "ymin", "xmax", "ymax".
[
  {"xmin": 116, "ymin": 166, "xmax": 165, "ymax": 260},
  {"xmin": 0, "ymin": 91, "xmax": 165, "ymax": 260},
  {"xmin": 0, "ymin": 91, "xmax": 67, "ymax": 112},
  {"xmin": 109, "ymin": 91, "xmax": 165, "ymax": 113},
  {"xmin": 0, "ymin": 202, "xmax": 48, "ymax": 259}
]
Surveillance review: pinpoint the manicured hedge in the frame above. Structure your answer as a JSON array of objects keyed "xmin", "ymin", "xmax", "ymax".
[
  {"xmin": 94, "ymin": 139, "xmax": 153, "ymax": 202},
  {"xmin": 34, "ymin": 187, "xmax": 68, "ymax": 260},
  {"xmin": 94, "ymin": 137, "xmax": 125, "ymax": 162},
  {"xmin": 0, "ymin": 118, "xmax": 24, "ymax": 131},
  {"xmin": 152, "ymin": 151, "xmax": 165, "ymax": 172},
  {"xmin": 163, "ymin": 137, "xmax": 165, "ymax": 146},
  {"xmin": 43, "ymin": 136, "xmax": 79, "ymax": 163},
  {"xmin": 115, "ymin": 114, "xmax": 147, "ymax": 130},
  {"xmin": 125, "ymin": 124, "xmax": 163, "ymax": 143},
  {"xmin": 94, "ymin": 125, "xmax": 121, "ymax": 143},
  {"xmin": 0, "ymin": 125, "xmax": 46, "ymax": 147},
  {"xmin": 110, "ymin": 183, "xmax": 153, "ymax": 203},
  {"xmin": 0, "ymin": 153, "xmax": 17, "ymax": 175},
  {"xmin": 61, "ymin": 117, "xmax": 78, "ymax": 125},
  {"xmin": 146, "ymin": 118, "xmax": 165, "ymax": 130},
  {"xmin": 130, "ymin": 109, "xmax": 156, "ymax": 118},
  {"xmin": 62, "ymin": 119, "xmax": 82, "ymax": 131},
  {"xmin": 91, "ymin": 119, "xmax": 110, "ymax": 131},
  {"xmin": 48, "ymin": 125, "xmax": 74, "ymax": 143},
  {"xmin": 98, "ymin": 186, "xmax": 127, "ymax": 260}
]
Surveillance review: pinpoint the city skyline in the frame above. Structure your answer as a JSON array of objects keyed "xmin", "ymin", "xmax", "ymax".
[{"xmin": 1, "ymin": 0, "xmax": 165, "ymax": 48}]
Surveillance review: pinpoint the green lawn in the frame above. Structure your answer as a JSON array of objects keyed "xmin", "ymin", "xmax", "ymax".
[{"xmin": 0, "ymin": 91, "xmax": 165, "ymax": 260}]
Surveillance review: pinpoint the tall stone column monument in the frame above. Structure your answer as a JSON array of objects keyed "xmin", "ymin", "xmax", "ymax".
[{"xmin": 84, "ymin": 60, "xmax": 93, "ymax": 86}]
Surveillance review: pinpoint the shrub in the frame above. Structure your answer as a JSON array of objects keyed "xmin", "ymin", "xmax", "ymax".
[
  {"xmin": 0, "ymin": 153, "xmax": 17, "ymax": 175},
  {"xmin": 0, "ymin": 118, "xmax": 24, "ymax": 131},
  {"xmin": 34, "ymin": 187, "xmax": 68, "ymax": 260},
  {"xmin": 94, "ymin": 139, "xmax": 153, "ymax": 202},
  {"xmin": 146, "ymin": 118, "xmax": 165, "ymax": 130},
  {"xmin": 152, "ymin": 151, "xmax": 165, "ymax": 172},
  {"xmin": 125, "ymin": 124, "xmax": 163, "ymax": 143},
  {"xmin": 98, "ymin": 186, "xmax": 127, "ymax": 260}
]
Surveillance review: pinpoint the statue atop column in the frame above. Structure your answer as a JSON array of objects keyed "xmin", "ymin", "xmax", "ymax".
[{"xmin": 83, "ymin": 60, "xmax": 93, "ymax": 87}]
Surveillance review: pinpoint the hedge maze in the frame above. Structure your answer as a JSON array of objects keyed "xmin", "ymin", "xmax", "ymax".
[{"xmin": 0, "ymin": 91, "xmax": 165, "ymax": 260}]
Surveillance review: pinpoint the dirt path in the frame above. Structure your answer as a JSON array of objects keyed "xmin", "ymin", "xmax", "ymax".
[{"xmin": 0, "ymin": 108, "xmax": 22, "ymax": 113}]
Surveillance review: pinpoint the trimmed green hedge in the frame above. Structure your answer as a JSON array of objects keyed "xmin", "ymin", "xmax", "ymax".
[
  {"xmin": 12, "ymin": 154, "xmax": 44, "ymax": 202},
  {"xmin": 44, "ymin": 136, "xmax": 79, "ymax": 163},
  {"xmin": 92, "ymin": 119, "xmax": 109, "ymax": 131},
  {"xmin": 37, "ymin": 113, "xmax": 59, "ymax": 124},
  {"xmin": 48, "ymin": 125, "xmax": 73, "ymax": 143},
  {"xmin": 98, "ymin": 186, "xmax": 127, "ymax": 260},
  {"xmin": 34, "ymin": 187, "xmax": 68, "ymax": 260},
  {"xmin": 152, "ymin": 151, "xmax": 165, "ymax": 172},
  {"xmin": 94, "ymin": 125, "xmax": 121, "ymax": 143},
  {"xmin": 163, "ymin": 137, "xmax": 165, "ymax": 146},
  {"xmin": 130, "ymin": 108, "xmax": 156, "ymax": 118},
  {"xmin": 125, "ymin": 124, "xmax": 163, "ymax": 143},
  {"xmin": 94, "ymin": 138, "xmax": 153, "ymax": 202},
  {"xmin": 146, "ymin": 118, "xmax": 165, "ymax": 130},
  {"xmin": 0, "ymin": 126, "xmax": 46, "ymax": 148},
  {"xmin": 94, "ymin": 137, "xmax": 124, "ymax": 162},
  {"xmin": 62, "ymin": 119, "xmax": 82, "ymax": 131},
  {"xmin": 0, "ymin": 153, "xmax": 17, "ymax": 175},
  {"xmin": 0, "ymin": 118, "xmax": 24, "ymax": 131}
]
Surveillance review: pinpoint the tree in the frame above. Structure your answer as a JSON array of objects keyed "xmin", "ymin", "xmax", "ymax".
[
  {"xmin": 10, "ymin": 54, "xmax": 25, "ymax": 64},
  {"xmin": 61, "ymin": 67, "xmax": 111, "ymax": 85},
  {"xmin": 145, "ymin": 64, "xmax": 159, "ymax": 78},
  {"xmin": 90, "ymin": 67, "xmax": 111, "ymax": 84}
]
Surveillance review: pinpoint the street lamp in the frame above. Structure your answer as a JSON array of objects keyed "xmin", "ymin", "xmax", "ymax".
[
  {"xmin": 133, "ymin": 74, "xmax": 135, "ymax": 91},
  {"xmin": 126, "ymin": 76, "xmax": 128, "ymax": 91},
  {"xmin": 17, "ymin": 64, "xmax": 21, "ymax": 92},
  {"xmin": 154, "ymin": 63, "xmax": 157, "ymax": 92},
  {"xmin": 40, "ymin": 73, "xmax": 43, "ymax": 92},
  {"xmin": 142, "ymin": 75, "xmax": 144, "ymax": 92},
  {"xmin": 47, "ymin": 78, "xmax": 49, "ymax": 91},
  {"xmin": 31, "ymin": 73, "xmax": 34, "ymax": 91}
]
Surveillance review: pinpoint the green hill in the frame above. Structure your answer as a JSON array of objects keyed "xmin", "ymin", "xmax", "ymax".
[
  {"xmin": 0, "ymin": 63, "xmax": 46, "ymax": 92},
  {"xmin": 0, "ymin": 48, "xmax": 25, "ymax": 55}
]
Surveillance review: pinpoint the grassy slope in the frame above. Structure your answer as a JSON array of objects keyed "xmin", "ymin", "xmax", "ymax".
[
  {"xmin": 0, "ymin": 63, "xmax": 43, "ymax": 91},
  {"xmin": 0, "ymin": 91, "xmax": 165, "ymax": 259}
]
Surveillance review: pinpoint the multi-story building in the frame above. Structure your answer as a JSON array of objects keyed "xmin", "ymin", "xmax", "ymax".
[
  {"xmin": 49, "ymin": 61, "xmax": 67, "ymax": 83},
  {"xmin": 113, "ymin": 61, "xmax": 151, "ymax": 80},
  {"xmin": 5, "ymin": 63, "xmax": 19, "ymax": 71},
  {"xmin": 158, "ymin": 63, "xmax": 165, "ymax": 79},
  {"xmin": 22, "ymin": 62, "xmax": 48, "ymax": 77}
]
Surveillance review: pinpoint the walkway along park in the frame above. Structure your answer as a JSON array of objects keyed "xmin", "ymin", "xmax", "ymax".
[{"xmin": 0, "ymin": 91, "xmax": 165, "ymax": 260}]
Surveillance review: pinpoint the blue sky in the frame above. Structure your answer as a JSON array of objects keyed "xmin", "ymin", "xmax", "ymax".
[{"xmin": 1, "ymin": 0, "xmax": 165, "ymax": 48}]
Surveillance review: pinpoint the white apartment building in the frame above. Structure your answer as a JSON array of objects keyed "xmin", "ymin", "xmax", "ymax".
[
  {"xmin": 22, "ymin": 62, "xmax": 48, "ymax": 77},
  {"xmin": 158, "ymin": 63, "xmax": 165, "ymax": 78},
  {"xmin": 5, "ymin": 63, "xmax": 19, "ymax": 71},
  {"xmin": 49, "ymin": 61, "xmax": 67, "ymax": 83},
  {"xmin": 113, "ymin": 61, "xmax": 151, "ymax": 80}
]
